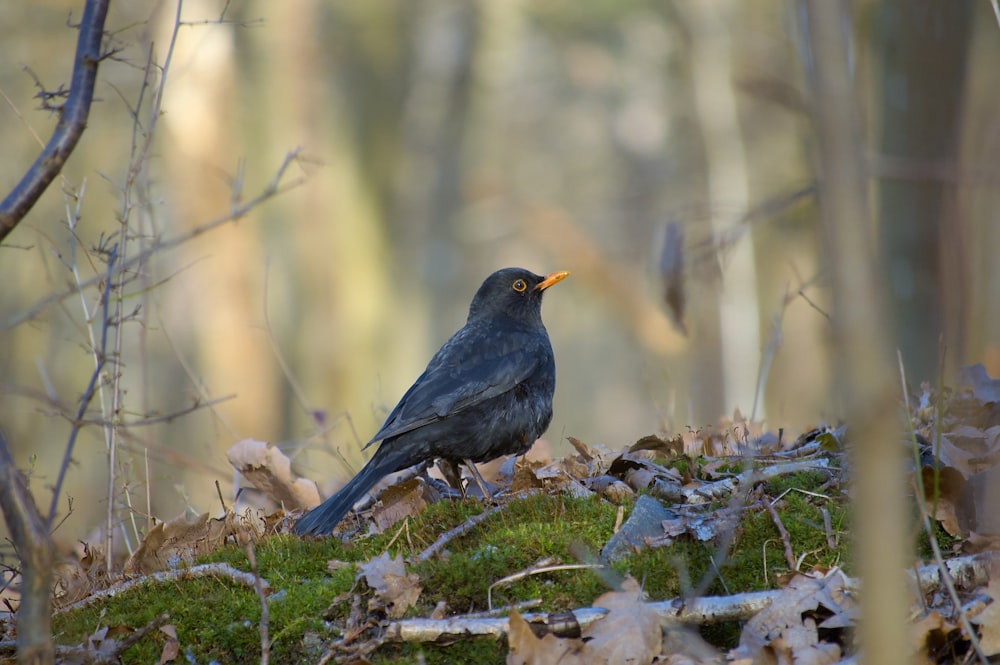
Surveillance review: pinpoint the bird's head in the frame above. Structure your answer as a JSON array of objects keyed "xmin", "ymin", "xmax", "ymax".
[{"xmin": 467, "ymin": 267, "xmax": 569, "ymax": 325}]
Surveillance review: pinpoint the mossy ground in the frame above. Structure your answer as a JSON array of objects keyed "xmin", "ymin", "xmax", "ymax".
[{"xmin": 48, "ymin": 463, "xmax": 951, "ymax": 664}]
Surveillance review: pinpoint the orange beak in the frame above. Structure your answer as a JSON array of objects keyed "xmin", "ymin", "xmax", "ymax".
[{"xmin": 534, "ymin": 270, "xmax": 570, "ymax": 291}]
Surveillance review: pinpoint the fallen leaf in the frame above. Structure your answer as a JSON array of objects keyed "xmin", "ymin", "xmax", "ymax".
[
  {"xmin": 357, "ymin": 551, "xmax": 422, "ymax": 619},
  {"xmin": 911, "ymin": 611, "xmax": 958, "ymax": 662},
  {"xmin": 226, "ymin": 438, "xmax": 320, "ymax": 510},
  {"xmin": 158, "ymin": 624, "xmax": 179, "ymax": 664},
  {"xmin": 958, "ymin": 364, "xmax": 1000, "ymax": 405},
  {"xmin": 507, "ymin": 609, "xmax": 591, "ymax": 665},
  {"xmin": 124, "ymin": 511, "xmax": 232, "ymax": 575},
  {"xmin": 734, "ymin": 570, "xmax": 854, "ymax": 663},
  {"xmin": 970, "ymin": 560, "xmax": 1000, "ymax": 655},
  {"xmin": 370, "ymin": 478, "xmax": 427, "ymax": 533},
  {"xmin": 585, "ymin": 576, "xmax": 662, "ymax": 665}
]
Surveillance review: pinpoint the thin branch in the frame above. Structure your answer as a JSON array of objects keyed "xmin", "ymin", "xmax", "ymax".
[
  {"xmin": 761, "ymin": 495, "xmax": 797, "ymax": 570},
  {"xmin": 246, "ymin": 544, "xmax": 270, "ymax": 665},
  {"xmin": 415, "ymin": 498, "xmax": 528, "ymax": 562},
  {"xmin": 897, "ymin": 352, "xmax": 988, "ymax": 664},
  {"xmin": 0, "ymin": 0, "xmax": 111, "ymax": 242},
  {"xmin": 47, "ymin": 243, "xmax": 118, "ymax": 527},
  {"xmin": 4, "ymin": 150, "xmax": 306, "ymax": 332},
  {"xmin": 0, "ymin": 433, "xmax": 55, "ymax": 662},
  {"xmin": 54, "ymin": 562, "xmax": 270, "ymax": 613}
]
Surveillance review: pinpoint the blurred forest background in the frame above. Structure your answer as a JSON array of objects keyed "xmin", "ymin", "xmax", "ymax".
[{"xmin": 0, "ymin": 0, "xmax": 997, "ymax": 548}]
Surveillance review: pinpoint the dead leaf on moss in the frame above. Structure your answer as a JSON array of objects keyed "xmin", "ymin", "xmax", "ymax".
[
  {"xmin": 124, "ymin": 511, "xmax": 231, "ymax": 575},
  {"xmin": 604, "ymin": 449, "xmax": 688, "ymax": 505},
  {"xmin": 585, "ymin": 576, "xmax": 662, "ymax": 665},
  {"xmin": 158, "ymin": 624, "xmax": 179, "ymax": 665},
  {"xmin": 733, "ymin": 570, "xmax": 855, "ymax": 664},
  {"xmin": 970, "ymin": 560, "xmax": 1000, "ymax": 655},
  {"xmin": 661, "ymin": 625, "xmax": 726, "ymax": 664},
  {"xmin": 82, "ymin": 623, "xmax": 132, "ymax": 662},
  {"xmin": 356, "ymin": 551, "xmax": 421, "ymax": 619},
  {"xmin": 370, "ymin": 478, "xmax": 427, "ymax": 533},
  {"xmin": 938, "ymin": 425, "xmax": 1000, "ymax": 477},
  {"xmin": 226, "ymin": 438, "xmax": 320, "ymax": 510},
  {"xmin": 506, "ymin": 609, "xmax": 592, "ymax": 665},
  {"xmin": 911, "ymin": 610, "xmax": 958, "ymax": 662},
  {"xmin": 582, "ymin": 474, "xmax": 635, "ymax": 503}
]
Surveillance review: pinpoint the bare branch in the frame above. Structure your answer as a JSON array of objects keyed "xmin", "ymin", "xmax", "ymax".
[
  {"xmin": 0, "ymin": 0, "xmax": 111, "ymax": 242},
  {"xmin": 47, "ymin": 243, "xmax": 117, "ymax": 527},
  {"xmin": 0, "ymin": 432, "xmax": 55, "ymax": 663},
  {"xmin": 3, "ymin": 150, "xmax": 306, "ymax": 332}
]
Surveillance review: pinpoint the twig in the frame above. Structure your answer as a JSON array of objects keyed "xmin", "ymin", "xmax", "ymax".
[
  {"xmin": 215, "ymin": 480, "xmax": 229, "ymax": 513},
  {"xmin": 821, "ymin": 507, "xmax": 836, "ymax": 549},
  {"xmin": 158, "ymin": 316, "xmax": 241, "ymax": 438},
  {"xmin": 761, "ymin": 495, "xmax": 796, "ymax": 570},
  {"xmin": 0, "ymin": 433, "xmax": 55, "ymax": 662},
  {"xmin": 381, "ymin": 554, "xmax": 997, "ymax": 644},
  {"xmin": 897, "ymin": 351, "xmax": 988, "ymax": 664},
  {"xmin": 4, "ymin": 149, "xmax": 306, "ymax": 332},
  {"xmin": 488, "ymin": 560, "xmax": 604, "ymax": 610},
  {"xmin": 47, "ymin": 243, "xmax": 117, "ymax": 527},
  {"xmin": 415, "ymin": 497, "xmax": 531, "ymax": 562},
  {"xmin": 466, "ymin": 598, "xmax": 543, "ymax": 618},
  {"xmin": 0, "ymin": 0, "xmax": 111, "ymax": 241},
  {"xmin": 109, "ymin": 612, "xmax": 171, "ymax": 657},
  {"xmin": 246, "ymin": 544, "xmax": 270, "ymax": 665},
  {"xmin": 54, "ymin": 562, "xmax": 270, "ymax": 613},
  {"xmin": 79, "ymin": 395, "xmax": 237, "ymax": 428}
]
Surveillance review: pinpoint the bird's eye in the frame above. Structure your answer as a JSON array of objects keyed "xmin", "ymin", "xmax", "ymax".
[{"xmin": 512, "ymin": 279, "xmax": 527, "ymax": 293}]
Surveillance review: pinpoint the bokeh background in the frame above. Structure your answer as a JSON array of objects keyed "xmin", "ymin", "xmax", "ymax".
[{"xmin": 1, "ymin": 0, "xmax": 996, "ymax": 548}]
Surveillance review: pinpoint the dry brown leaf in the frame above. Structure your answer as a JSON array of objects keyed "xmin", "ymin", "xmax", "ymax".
[
  {"xmin": 124, "ymin": 511, "xmax": 232, "ymax": 575},
  {"xmin": 734, "ymin": 571, "xmax": 854, "ymax": 663},
  {"xmin": 911, "ymin": 611, "xmax": 958, "ymax": 662},
  {"xmin": 958, "ymin": 464, "xmax": 1000, "ymax": 539},
  {"xmin": 970, "ymin": 560, "xmax": 1000, "ymax": 655},
  {"xmin": 921, "ymin": 464, "xmax": 965, "ymax": 536},
  {"xmin": 567, "ymin": 436, "xmax": 596, "ymax": 461},
  {"xmin": 158, "ymin": 624, "xmax": 179, "ymax": 665},
  {"xmin": 661, "ymin": 625, "xmax": 724, "ymax": 664},
  {"xmin": 958, "ymin": 363, "xmax": 1000, "ymax": 405},
  {"xmin": 430, "ymin": 601, "xmax": 448, "ymax": 620},
  {"xmin": 507, "ymin": 609, "xmax": 592, "ymax": 665},
  {"xmin": 226, "ymin": 438, "xmax": 320, "ymax": 510},
  {"xmin": 585, "ymin": 576, "xmax": 662, "ymax": 665},
  {"xmin": 629, "ymin": 434, "xmax": 684, "ymax": 457},
  {"xmin": 357, "ymin": 551, "xmax": 422, "ymax": 619},
  {"xmin": 659, "ymin": 221, "xmax": 688, "ymax": 335},
  {"xmin": 370, "ymin": 478, "xmax": 427, "ymax": 533},
  {"xmin": 938, "ymin": 426, "xmax": 1000, "ymax": 477}
]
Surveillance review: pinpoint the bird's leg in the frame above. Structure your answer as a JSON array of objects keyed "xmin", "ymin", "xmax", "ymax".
[
  {"xmin": 436, "ymin": 459, "xmax": 466, "ymax": 496},
  {"xmin": 464, "ymin": 459, "xmax": 496, "ymax": 503}
]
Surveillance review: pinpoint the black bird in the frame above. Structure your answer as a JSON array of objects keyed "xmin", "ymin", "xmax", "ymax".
[{"xmin": 294, "ymin": 267, "xmax": 569, "ymax": 536}]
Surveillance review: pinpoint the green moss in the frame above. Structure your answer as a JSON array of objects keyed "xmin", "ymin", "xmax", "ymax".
[{"xmin": 51, "ymin": 472, "xmax": 856, "ymax": 664}]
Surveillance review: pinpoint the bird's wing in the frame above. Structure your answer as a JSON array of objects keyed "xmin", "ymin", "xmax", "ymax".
[{"xmin": 365, "ymin": 326, "xmax": 548, "ymax": 445}]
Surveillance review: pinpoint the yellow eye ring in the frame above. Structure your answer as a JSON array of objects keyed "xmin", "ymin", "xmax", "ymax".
[{"xmin": 512, "ymin": 279, "xmax": 527, "ymax": 293}]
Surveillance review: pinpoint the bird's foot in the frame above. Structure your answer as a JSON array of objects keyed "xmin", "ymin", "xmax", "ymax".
[{"xmin": 464, "ymin": 459, "xmax": 503, "ymax": 504}]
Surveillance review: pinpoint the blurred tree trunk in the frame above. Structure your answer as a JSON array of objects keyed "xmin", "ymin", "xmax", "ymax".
[
  {"xmin": 392, "ymin": 0, "xmax": 479, "ymax": 343},
  {"xmin": 677, "ymin": 0, "xmax": 760, "ymax": 421},
  {"xmin": 805, "ymin": 2, "xmax": 910, "ymax": 663},
  {"xmin": 875, "ymin": 0, "xmax": 972, "ymax": 381}
]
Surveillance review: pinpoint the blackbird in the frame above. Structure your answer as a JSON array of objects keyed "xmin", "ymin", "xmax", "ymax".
[{"xmin": 294, "ymin": 267, "xmax": 569, "ymax": 536}]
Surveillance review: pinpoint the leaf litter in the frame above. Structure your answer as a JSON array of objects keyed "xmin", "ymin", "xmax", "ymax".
[{"xmin": 38, "ymin": 363, "xmax": 1000, "ymax": 663}]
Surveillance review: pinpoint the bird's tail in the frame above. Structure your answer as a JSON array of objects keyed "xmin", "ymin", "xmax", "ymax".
[{"xmin": 294, "ymin": 444, "xmax": 412, "ymax": 537}]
